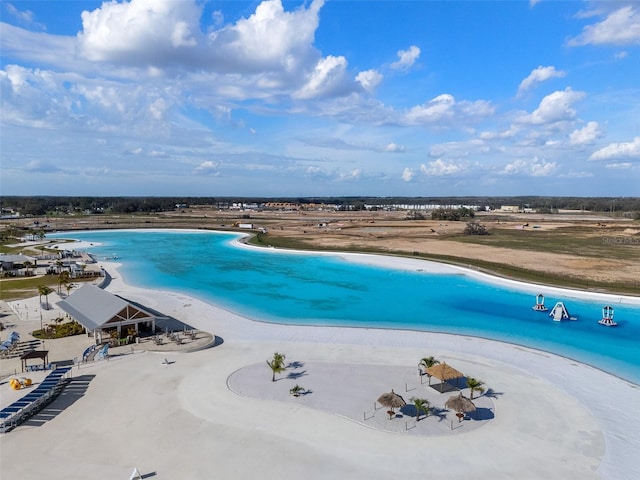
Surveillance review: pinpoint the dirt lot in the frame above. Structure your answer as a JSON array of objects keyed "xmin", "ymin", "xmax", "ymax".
[{"xmin": 3, "ymin": 208, "xmax": 639, "ymax": 294}]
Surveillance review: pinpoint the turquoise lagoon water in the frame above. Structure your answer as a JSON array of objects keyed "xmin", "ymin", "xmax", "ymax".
[{"xmin": 50, "ymin": 230, "xmax": 640, "ymax": 384}]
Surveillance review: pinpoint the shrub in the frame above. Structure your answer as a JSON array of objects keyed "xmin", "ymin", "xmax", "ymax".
[{"xmin": 464, "ymin": 222, "xmax": 489, "ymax": 235}]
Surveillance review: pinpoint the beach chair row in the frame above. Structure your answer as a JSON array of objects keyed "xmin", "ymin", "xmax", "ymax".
[
  {"xmin": 0, "ymin": 331, "xmax": 21, "ymax": 358},
  {"xmin": 0, "ymin": 367, "xmax": 72, "ymax": 433},
  {"xmin": 25, "ymin": 363, "xmax": 53, "ymax": 372}
]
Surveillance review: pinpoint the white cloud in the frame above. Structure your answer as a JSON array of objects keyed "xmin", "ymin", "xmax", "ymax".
[
  {"xmin": 569, "ymin": 121, "xmax": 602, "ymax": 145},
  {"xmin": 530, "ymin": 160, "xmax": 558, "ymax": 176},
  {"xmin": 384, "ymin": 143, "xmax": 405, "ymax": 153},
  {"xmin": 408, "ymin": 94, "xmax": 454, "ymax": 122},
  {"xmin": 1, "ymin": 65, "xmax": 75, "ymax": 128},
  {"xmin": 149, "ymin": 98, "xmax": 169, "ymax": 121},
  {"xmin": 211, "ymin": 10, "xmax": 224, "ymax": 28},
  {"xmin": 171, "ymin": 21, "xmax": 198, "ymax": 48},
  {"xmin": 78, "ymin": 0, "xmax": 203, "ymax": 63},
  {"xmin": 24, "ymin": 160, "xmax": 62, "ymax": 173},
  {"xmin": 428, "ymin": 139, "xmax": 486, "ymax": 159},
  {"xmin": 501, "ymin": 157, "xmax": 557, "ymax": 176},
  {"xmin": 517, "ymin": 66, "xmax": 566, "ymax": 96},
  {"xmin": 0, "ymin": 23, "xmax": 77, "ymax": 68},
  {"xmin": 195, "ymin": 160, "xmax": 220, "ymax": 174},
  {"xmin": 402, "ymin": 168, "xmax": 414, "ymax": 182},
  {"xmin": 404, "ymin": 94, "xmax": 493, "ymax": 125},
  {"xmin": 214, "ymin": 0, "xmax": 324, "ymax": 71},
  {"xmin": 76, "ymin": 0, "xmax": 327, "ymax": 78},
  {"xmin": 5, "ymin": 3, "xmax": 35, "ymax": 24},
  {"xmin": 390, "ymin": 45, "xmax": 420, "ymax": 71},
  {"xmin": 420, "ymin": 159, "xmax": 462, "ymax": 176},
  {"xmin": 293, "ymin": 55, "xmax": 350, "ymax": 99},
  {"xmin": 522, "ymin": 88, "xmax": 585, "ymax": 125},
  {"xmin": 605, "ymin": 162, "xmax": 633, "ymax": 170},
  {"xmin": 479, "ymin": 127, "xmax": 518, "ymax": 140},
  {"xmin": 502, "ymin": 160, "xmax": 526, "ymax": 175},
  {"xmin": 356, "ymin": 69, "xmax": 383, "ymax": 92},
  {"xmin": 568, "ymin": 6, "xmax": 640, "ymax": 46},
  {"xmin": 305, "ymin": 166, "xmax": 323, "ymax": 176},
  {"xmin": 589, "ymin": 137, "xmax": 640, "ymax": 161},
  {"xmin": 338, "ymin": 168, "xmax": 362, "ymax": 181},
  {"xmin": 4, "ymin": 3, "xmax": 47, "ymax": 31}
]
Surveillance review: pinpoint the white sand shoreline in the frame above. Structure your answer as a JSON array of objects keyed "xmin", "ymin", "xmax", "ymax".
[
  {"xmin": 9, "ymin": 231, "xmax": 635, "ymax": 479},
  {"xmin": 235, "ymin": 235, "xmax": 640, "ymax": 304}
]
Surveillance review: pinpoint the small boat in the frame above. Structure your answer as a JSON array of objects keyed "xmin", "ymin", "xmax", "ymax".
[
  {"xmin": 549, "ymin": 301, "xmax": 577, "ymax": 321},
  {"xmin": 598, "ymin": 305, "xmax": 617, "ymax": 327},
  {"xmin": 532, "ymin": 293, "xmax": 548, "ymax": 312}
]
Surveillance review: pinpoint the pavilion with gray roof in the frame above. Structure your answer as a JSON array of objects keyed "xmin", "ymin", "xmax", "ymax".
[{"xmin": 57, "ymin": 284, "xmax": 157, "ymax": 342}]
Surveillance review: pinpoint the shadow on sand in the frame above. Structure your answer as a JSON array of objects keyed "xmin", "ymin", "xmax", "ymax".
[{"xmin": 20, "ymin": 374, "xmax": 95, "ymax": 429}]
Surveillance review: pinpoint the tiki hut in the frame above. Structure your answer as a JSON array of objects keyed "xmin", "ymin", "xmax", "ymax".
[
  {"xmin": 377, "ymin": 390, "xmax": 406, "ymax": 419},
  {"xmin": 445, "ymin": 393, "xmax": 476, "ymax": 422},
  {"xmin": 426, "ymin": 362, "xmax": 464, "ymax": 392}
]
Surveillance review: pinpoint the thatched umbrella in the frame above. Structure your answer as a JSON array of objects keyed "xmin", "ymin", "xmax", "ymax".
[
  {"xmin": 426, "ymin": 362, "xmax": 464, "ymax": 392},
  {"xmin": 377, "ymin": 389, "xmax": 406, "ymax": 419},
  {"xmin": 445, "ymin": 393, "xmax": 476, "ymax": 422}
]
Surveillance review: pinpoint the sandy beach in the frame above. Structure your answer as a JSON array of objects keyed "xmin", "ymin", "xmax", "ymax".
[{"xmin": 1, "ymin": 245, "xmax": 639, "ymax": 480}]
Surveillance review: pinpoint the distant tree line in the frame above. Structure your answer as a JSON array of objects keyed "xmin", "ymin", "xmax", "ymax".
[{"xmin": 1, "ymin": 195, "xmax": 639, "ymax": 217}]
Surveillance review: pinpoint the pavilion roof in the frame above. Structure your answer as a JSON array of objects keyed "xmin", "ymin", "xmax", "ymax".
[{"xmin": 57, "ymin": 284, "xmax": 156, "ymax": 331}]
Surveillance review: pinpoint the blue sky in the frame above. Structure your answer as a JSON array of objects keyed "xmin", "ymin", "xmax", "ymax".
[{"xmin": 1, "ymin": 0, "xmax": 639, "ymax": 197}]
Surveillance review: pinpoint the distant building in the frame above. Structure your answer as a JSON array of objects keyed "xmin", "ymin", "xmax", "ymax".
[
  {"xmin": 0, "ymin": 254, "xmax": 37, "ymax": 275},
  {"xmin": 499, "ymin": 205, "xmax": 522, "ymax": 213},
  {"xmin": 235, "ymin": 223, "xmax": 254, "ymax": 229}
]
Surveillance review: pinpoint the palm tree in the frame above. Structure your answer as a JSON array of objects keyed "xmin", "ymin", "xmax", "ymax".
[
  {"xmin": 466, "ymin": 377, "xmax": 486, "ymax": 399},
  {"xmin": 419, "ymin": 356, "xmax": 440, "ymax": 385},
  {"xmin": 289, "ymin": 385, "xmax": 305, "ymax": 397},
  {"xmin": 58, "ymin": 270, "xmax": 70, "ymax": 294},
  {"xmin": 38, "ymin": 285, "xmax": 44, "ymax": 310},
  {"xmin": 37, "ymin": 285, "xmax": 54, "ymax": 310},
  {"xmin": 24, "ymin": 261, "xmax": 33, "ymax": 276},
  {"xmin": 273, "ymin": 352, "xmax": 286, "ymax": 366},
  {"xmin": 410, "ymin": 397, "xmax": 430, "ymax": 421},
  {"xmin": 266, "ymin": 352, "xmax": 287, "ymax": 381}
]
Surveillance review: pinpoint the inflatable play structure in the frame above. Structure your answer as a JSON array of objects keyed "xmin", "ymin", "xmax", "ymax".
[
  {"xmin": 549, "ymin": 301, "xmax": 577, "ymax": 322},
  {"xmin": 9, "ymin": 377, "xmax": 32, "ymax": 390},
  {"xmin": 532, "ymin": 293, "xmax": 549, "ymax": 312},
  {"xmin": 598, "ymin": 305, "xmax": 617, "ymax": 327}
]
